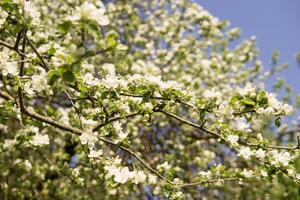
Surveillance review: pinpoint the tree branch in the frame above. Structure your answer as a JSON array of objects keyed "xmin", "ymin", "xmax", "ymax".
[
  {"xmin": 120, "ymin": 92, "xmax": 198, "ymax": 111},
  {"xmin": 157, "ymin": 109, "xmax": 300, "ymax": 151},
  {"xmin": 0, "ymin": 90, "xmax": 14, "ymax": 101},
  {"xmin": 24, "ymin": 35, "xmax": 49, "ymax": 71},
  {"xmin": 0, "ymin": 40, "xmax": 27, "ymax": 57},
  {"xmin": 93, "ymin": 112, "xmax": 141, "ymax": 132},
  {"xmin": 157, "ymin": 109, "xmax": 221, "ymax": 138},
  {"xmin": 64, "ymin": 90, "xmax": 84, "ymax": 130},
  {"xmin": 99, "ymin": 137, "xmax": 174, "ymax": 185},
  {"xmin": 179, "ymin": 177, "xmax": 239, "ymax": 188}
]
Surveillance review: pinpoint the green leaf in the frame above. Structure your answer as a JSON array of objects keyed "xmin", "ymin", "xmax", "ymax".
[
  {"xmin": 134, "ymin": 85, "xmax": 153, "ymax": 101},
  {"xmin": 230, "ymin": 95, "xmax": 241, "ymax": 104},
  {"xmin": 106, "ymin": 31, "xmax": 119, "ymax": 48},
  {"xmin": 0, "ymin": 101, "xmax": 16, "ymax": 123},
  {"xmin": 48, "ymin": 70, "xmax": 60, "ymax": 85},
  {"xmin": 267, "ymin": 166, "xmax": 278, "ymax": 176},
  {"xmin": 134, "ymin": 85, "xmax": 149, "ymax": 95},
  {"xmin": 256, "ymin": 91, "xmax": 268, "ymax": 106},
  {"xmin": 58, "ymin": 21, "xmax": 73, "ymax": 33},
  {"xmin": 62, "ymin": 70, "xmax": 75, "ymax": 83},
  {"xmin": 101, "ymin": 90, "xmax": 110, "ymax": 100},
  {"xmin": 142, "ymin": 90, "xmax": 152, "ymax": 101},
  {"xmin": 199, "ymin": 109, "xmax": 206, "ymax": 123},
  {"xmin": 275, "ymin": 117, "xmax": 281, "ymax": 127},
  {"xmin": 48, "ymin": 44, "xmax": 56, "ymax": 56},
  {"xmin": 85, "ymin": 20, "xmax": 100, "ymax": 38},
  {"xmin": 241, "ymin": 99, "xmax": 255, "ymax": 106}
]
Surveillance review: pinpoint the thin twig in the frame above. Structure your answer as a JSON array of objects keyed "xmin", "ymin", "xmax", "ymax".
[
  {"xmin": 93, "ymin": 112, "xmax": 141, "ymax": 132},
  {"xmin": 0, "ymin": 40, "xmax": 27, "ymax": 56},
  {"xmin": 37, "ymin": 150, "xmax": 78, "ymax": 184},
  {"xmin": 246, "ymin": 142, "xmax": 300, "ymax": 150},
  {"xmin": 14, "ymin": 32, "xmax": 23, "ymax": 49},
  {"xmin": 179, "ymin": 177, "xmax": 239, "ymax": 188},
  {"xmin": 99, "ymin": 137, "xmax": 174, "ymax": 185},
  {"xmin": 18, "ymin": 34, "xmax": 26, "ymax": 126},
  {"xmin": 64, "ymin": 90, "xmax": 84, "ymax": 130},
  {"xmin": 19, "ymin": 34, "xmax": 26, "ymax": 77},
  {"xmin": 120, "ymin": 92, "xmax": 198, "ymax": 111},
  {"xmin": 157, "ymin": 109, "xmax": 300, "ymax": 151},
  {"xmin": 0, "ymin": 90, "xmax": 14, "ymax": 101},
  {"xmin": 24, "ymin": 35, "xmax": 49, "ymax": 71},
  {"xmin": 157, "ymin": 109, "xmax": 221, "ymax": 138}
]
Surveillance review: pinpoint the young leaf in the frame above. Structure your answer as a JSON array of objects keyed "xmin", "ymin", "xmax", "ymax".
[
  {"xmin": 275, "ymin": 117, "xmax": 281, "ymax": 127},
  {"xmin": 62, "ymin": 70, "xmax": 75, "ymax": 83}
]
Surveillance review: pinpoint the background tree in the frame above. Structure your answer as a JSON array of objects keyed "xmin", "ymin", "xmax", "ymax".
[{"xmin": 0, "ymin": 0, "xmax": 299, "ymax": 199}]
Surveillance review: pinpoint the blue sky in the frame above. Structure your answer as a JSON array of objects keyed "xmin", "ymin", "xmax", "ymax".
[{"xmin": 195, "ymin": 0, "xmax": 300, "ymax": 93}]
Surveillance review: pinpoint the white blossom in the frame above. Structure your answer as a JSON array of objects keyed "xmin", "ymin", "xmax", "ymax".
[
  {"xmin": 242, "ymin": 169, "xmax": 253, "ymax": 178},
  {"xmin": 255, "ymin": 149, "xmax": 266, "ymax": 159},
  {"xmin": 0, "ymin": 52, "xmax": 18, "ymax": 76},
  {"xmin": 72, "ymin": 168, "xmax": 80, "ymax": 177},
  {"xmin": 88, "ymin": 148, "xmax": 103, "ymax": 158},
  {"xmin": 83, "ymin": 73, "xmax": 99, "ymax": 85},
  {"xmin": 157, "ymin": 161, "xmax": 171, "ymax": 171},
  {"xmin": 0, "ymin": 9, "xmax": 8, "ymax": 27},
  {"xmin": 238, "ymin": 146, "xmax": 253, "ymax": 160},
  {"xmin": 0, "ymin": 0, "xmax": 298, "ymax": 195},
  {"xmin": 77, "ymin": 2, "xmax": 109, "ymax": 26},
  {"xmin": 79, "ymin": 130, "xmax": 98, "ymax": 145},
  {"xmin": 234, "ymin": 118, "xmax": 251, "ymax": 132},
  {"xmin": 199, "ymin": 171, "xmax": 212, "ymax": 178},
  {"xmin": 105, "ymin": 165, "xmax": 118, "ymax": 179},
  {"xmin": 200, "ymin": 59, "xmax": 211, "ymax": 69},
  {"xmin": 31, "ymin": 134, "xmax": 50, "ymax": 146},
  {"xmin": 24, "ymin": 160, "xmax": 32, "ymax": 170},
  {"xmin": 217, "ymin": 103, "xmax": 234, "ymax": 119},
  {"xmin": 82, "ymin": 63, "xmax": 94, "ymax": 72},
  {"xmin": 257, "ymin": 133, "xmax": 263, "ymax": 141},
  {"xmin": 260, "ymin": 170, "xmax": 268, "ymax": 177},
  {"xmin": 256, "ymin": 107, "xmax": 275, "ymax": 116},
  {"xmin": 227, "ymin": 134, "xmax": 239, "ymax": 145},
  {"xmin": 82, "ymin": 118, "xmax": 98, "ymax": 129},
  {"xmin": 287, "ymin": 168, "xmax": 296, "ymax": 177},
  {"xmin": 132, "ymin": 171, "xmax": 147, "ymax": 184},
  {"xmin": 160, "ymin": 80, "xmax": 181, "ymax": 90},
  {"xmin": 113, "ymin": 121, "xmax": 128, "ymax": 141},
  {"xmin": 270, "ymin": 150, "xmax": 292, "ymax": 166},
  {"xmin": 28, "ymin": 126, "xmax": 39, "ymax": 134},
  {"xmin": 3, "ymin": 139, "xmax": 17, "ymax": 149},
  {"xmin": 102, "ymin": 63, "xmax": 116, "ymax": 76},
  {"xmin": 237, "ymin": 83, "xmax": 256, "ymax": 96},
  {"xmin": 30, "ymin": 70, "xmax": 48, "ymax": 92},
  {"xmin": 113, "ymin": 167, "xmax": 133, "ymax": 184},
  {"xmin": 148, "ymin": 174, "xmax": 157, "ymax": 184},
  {"xmin": 24, "ymin": 1, "xmax": 40, "ymax": 26},
  {"xmin": 6, "ymin": 62, "xmax": 18, "ymax": 75},
  {"xmin": 105, "ymin": 165, "xmax": 147, "ymax": 184},
  {"xmin": 102, "ymin": 75, "xmax": 119, "ymax": 89},
  {"xmin": 266, "ymin": 92, "xmax": 293, "ymax": 114},
  {"xmin": 203, "ymin": 89, "xmax": 222, "ymax": 102}
]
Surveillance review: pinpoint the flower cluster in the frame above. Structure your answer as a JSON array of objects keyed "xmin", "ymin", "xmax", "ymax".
[
  {"xmin": 72, "ymin": 2, "xmax": 109, "ymax": 26},
  {"xmin": 0, "ymin": 8, "xmax": 8, "ymax": 27},
  {"xmin": 30, "ymin": 133, "xmax": 50, "ymax": 146},
  {"xmin": 0, "ymin": 51, "xmax": 18, "ymax": 76},
  {"xmin": 105, "ymin": 165, "xmax": 148, "ymax": 184}
]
